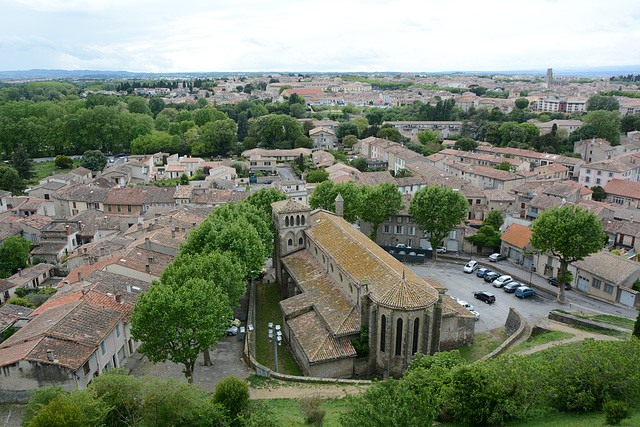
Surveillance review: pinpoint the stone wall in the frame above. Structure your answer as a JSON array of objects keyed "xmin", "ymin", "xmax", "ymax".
[
  {"xmin": 505, "ymin": 307, "xmax": 522, "ymax": 336},
  {"xmin": 479, "ymin": 307, "xmax": 529, "ymax": 362},
  {"xmin": 548, "ymin": 311, "xmax": 626, "ymax": 332}
]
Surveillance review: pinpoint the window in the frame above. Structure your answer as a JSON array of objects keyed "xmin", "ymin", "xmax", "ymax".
[
  {"xmin": 449, "ymin": 230, "xmax": 457, "ymax": 239},
  {"xmin": 585, "ymin": 176, "xmax": 590, "ymax": 183},
  {"xmin": 609, "ymin": 172, "xmax": 613, "ymax": 177},
  {"xmin": 100, "ymin": 341, "xmax": 106, "ymax": 356},
  {"xmin": 380, "ymin": 315, "xmax": 386, "ymax": 353},
  {"xmin": 287, "ymin": 239, "xmax": 292, "ymax": 246},
  {"xmin": 115, "ymin": 324, "xmax": 121, "ymax": 338},
  {"xmin": 604, "ymin": 283, "xmax": 614, "ymax": 294},
  {"xmin": 412, "ymin": 318, "xmax": 420, "ymax": 355},
  {"xmin": 301, "ymin": 215, "xmax": 305, "ymax": 225},
  {"xmin": 117, "ymin": 205, "xmax": 121, "ymax": 212},
  {"xmin": 383, "ymin": 225, "xmax": 390, "ymax": 233},
  {"xmin": 395, "ymin": 318, "xmax": 403, "ymax": 356},
  {"xmin": 592, "ymin": 278, "xmax": 601, "ymax": 289},
  {"xmin": 597, "ymin": 170, "xmax": 602, "ymax": 176},
  {"xmin": 596, "ymin": 178, "xmax": 601, "ymax": 185},
  {"xmin": 108, "ymin": 205, "xmax": 112, "ymax": 212},
  {"xmin": 73, "ymin": 202, "xmax": 77, "ymax": 208},
  {"xmin": 83, "ymin": 362, "xmax": 91, "ymax": 376},
  {"xmin": 408, "ymin": 226, "xmax": 416, "ymax": 236},
  {"xmin": 296, "ymin": 215, "xmax": 300, "ymax": 226},
  {"xmin": 298, "ymin": 237, "xmax": 303, "ymax": 245},
  {"xmin": 285, "ymin": 217, "xmax": 289, "ymax": 226},
  {"xmin": 395, "ymin": 226, "xmax": 404, "ymax": 234},
  {"xmin": 396, "ymin": 217, "xmax": 402, "ymax": 223},
  {"xmin": 586, "ymin": 169, "xmax": 591, "ymax": 174}
]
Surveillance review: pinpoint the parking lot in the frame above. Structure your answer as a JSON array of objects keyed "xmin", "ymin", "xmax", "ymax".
[{"xmin": 407, "ymin": 261, "xmax": 610, "ymax": 333}]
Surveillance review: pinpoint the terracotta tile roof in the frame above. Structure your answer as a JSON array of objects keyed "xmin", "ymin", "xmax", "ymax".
[
  {"xmin": 542, "ymin": 183, "xmax": 580, "ymax": 199},
  {"xmin": 104, "ymin": 187, "xmax": 156, "ymax": 205},
  {"xmin": 7, "ymin": 264, "xmax": 54, "ymax": 287},
  {"xmin": 306, "ymin": 211, "xmax": 439, "ymax": 309},
  {"xmin": 356, "ymin": 171, "xmax": 395, "ymax": 186},
  {"xmin": 501, "ymin": 224, "xmax": 532, "ymax": 249},
  {"xmin": 529, "ymin": 194, "xmax": 566, "ymax": 210},
  {"xmin": 27, "ymin": 336, "xmax": 95, "ymax": 370},
  {"xmin": 604, "ymin": 179, "xmax": 640, "ymax": 200},
  {"xmin": 30, "ymin": 242, "xmax": 67, "ymax": 256},
  {"xmin": 54, "ymin": 185, "xmax": 109, "ymax": 202},
  {"xmin": 108, "ymin": 248, "xmax": 174, "ymax": 278},
  {"xmin": 19, "ymin": 214, "xmax": 53, "ymax": 230},
  {"xmin": 287, "ymin": 311, "xmax": 356, "ymax": 363},
  {"xmin": 16, "ymin": 198, "xmax": 45, "ymax": 211},
  {"xmin": 483, "ymin": 189, "xmax": 515, "ymax": 202},
  {"xmin": 191, "ymin": 190, "xmax": 248, "ymax": 206},
  {"xmin": 0, "ymin": 339, "xmax": 41, "ymax": 366},
  {"xmin": 0, "ymin": 304, "xmax": 34, "ymax": 330},
  {"xmin": 562, "ymin": 180, "xmax": 593, "ymax": 196},
  {"xmin": 273, "ymin": 198, "xmax": 311, "ymax": 214},
  {"xmin": 71, "ymin": 167, "xmax": 92, "ymax": 176},
  {"xmin": 573, "ymin": 251, "xmax": 640, "ymax": 285}
]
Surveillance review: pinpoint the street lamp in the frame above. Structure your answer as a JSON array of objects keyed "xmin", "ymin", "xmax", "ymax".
[{"xmin": 268, "ymin": 322, "xmax": 282, "ymax": 373}]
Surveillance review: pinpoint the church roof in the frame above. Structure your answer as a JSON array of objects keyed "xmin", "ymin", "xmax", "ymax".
[{"xmin": 272, "ymin": 198, "xmax": 310, "ymax": 213}]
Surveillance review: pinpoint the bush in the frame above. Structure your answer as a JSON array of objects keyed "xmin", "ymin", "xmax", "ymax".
[
  {"xmin": 25, "ymin": 292, "xmax": 51, "ymax": 307},
  {"xmin": 54, "ymin": 155, "xmax": 74, "ymax": 169},
  {"xmin": 213, "ymin": 375, "xmax": 250, "ymax": 418},
  {"xmin": 299, "ymin": 395, "xmax": 326, "ymax": 426},
  {"xmin": 5, "ymin": 296, "xmax": 33, "ymax": 308},
  {"xmin": 604, "ymin": 399, "xmax": 631, "ymax": 425}
]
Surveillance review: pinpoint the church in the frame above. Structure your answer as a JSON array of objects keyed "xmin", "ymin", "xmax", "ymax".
[{"xmin": 272, "ymin": 198, "xmax": 475, "ymax": 378}]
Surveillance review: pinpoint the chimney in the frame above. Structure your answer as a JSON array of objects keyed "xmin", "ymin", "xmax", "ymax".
[
  {"xmin": 145, "ymin": 238, "xmax": 150, "ymax": 251},
  {"xmin": 154, "ymin": 218, "xmax": 158, "ymax": 224},
  {"xmin": 127, "ymin": 284, "xmax": 132, "ymax": 293},
  {"xmin": 104, "ymin": 216, "xmax": 108, "ymax": 224},
  {"xmin": 46, "ymin": 350, "xmax": 54, "ymax": 361},
  {"xmin": 175, "ymin": 226, "xmax": 179, "ymax": 232},
  {"xmin": 77, "ymin": 272, "xmax": 82, "ymax": 282},
  {"xmin": 100, "ymin": 247, "xmax": 105, "ymax": 256},
  {"xmin": 78, "ymin": 221, "xmax": 83, "ymax": 231},
  {"xmin": 66, "ymin": 224, "xmax": 71, "ymax": 235},
  {"xmin": 145, "ymin": 264, "xmax": 150, "ymax": 273},
  {"xmin": 18, "ymin": 268, "xmax": 22, "ymax": 277},
  {"xmin": 115, "ymin": 294, "xmax": 123, "ymax": 304},
  {"xmin": 147, "ymin": 256, "xmax": 154, "ymax": 264},
  {"xmin": 171, "ymin": 229, "xmax": 175, "ymax": 238},
  {"xmin": 335, "ymin": 193, "xmax": 344, "ymax": 218},
  {"xmin": 63, "ymin": 281, "xmax": 70, "ymax": 292},
  {"xmin": 137, "ymin": 223, "xmax": 142, "ymax": 231}
]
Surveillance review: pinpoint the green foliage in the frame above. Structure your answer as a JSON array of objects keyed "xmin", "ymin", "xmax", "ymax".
[
  {"xmin": 583, "ymin": 110, "xmax": 622, "ymax": 145},
  {"xmin": 337, "ymin": 122, "xmax": 359, "ymax": 139},
  {"xmin": 587, "ymin": 95, "xmax": 620, "ymax": 112},
  {"xmin": 80, "ymin": 150, "xmax": 107, "ymax": 171},
  {"xmin": 54, "ymin": 154, "xmax": 74, "ymax": 169},
  {"xmin": 179, "ymin": 173, "xmax": 189, "ymax": 185},
  {"xmin": 0, "ymin": 326, "xmax": 17, "ymax": 342},
  {"xmin": 604, "ymin": 399, "xmax": 631, "ymax": 425},
  {"xmin": 342, "ymin": 134, "xmax": 358, "ymax": 148},
  {"xmin": 359, "ymin": 182, "xmax": 405, "ymax": 241},
  {"xmin": 248, "ymin": 114, "xmax": 304, "ymax": 149},
  {"xmin": 484, "ymin": 209, "xmax": 504, "ymax": 230},
  {"xmin": 0, "ymin": 164, "xmax": 26, "ymax": 195},
  {"xmin": 417, "ymin": 129, "xmax": 438, "ymax": 144},
  {"xmin": 409, "ymin": 185, "xmax": 468, "ymax": 256},
  {"xmin": 10, "ymin": 144, "xmax": 33, "ymax": 180},
  {"xmin": 468, "ymin": 224, "xmax": 502, "ymax": 248},
  {"xmin": 306, "ymin": 169, "xmax": 329, "ymax": 183},
  {"xmin": 244, "ymin": 187, "xmax": 288, "ymax": 222},
  {"xmin": 23, "ymin": 385, "xmax": 66, "ymax": 425},
  {"xmin": 25, "ymin": 292, "xmax": 51, "ymax": 307},
  {"xmin": 294, "ymin": 135, "xmax": 313, "ymax": 149},
  {"xmin": 309, "ymin": 180, "xmax": 362, "ymax": 223},
  {"xmin": 376, "ymin": 127, "xmax": 403, "ymax": 142},
  {"xmin": 591, "ymin": 185, "xmax": 607, "ymax": 201},
  {"xmin": 299, "ymin": 395, "xmax": 326, "ymax": 426},
  {"xmin": 530, "ymin": 205, "xmax": 606, "ymax": 302},
  {"xmin": 23, "ymin": 386, "xmax": 108, "ymax": 427},
  {"xmin": 213, "ymin": 375, "xmax": 250, "ymax": 419},
  {"xmin": 453, "ymin": 137, "xmax": 478, "ymax": 151},
  {"xmin": 0, "ymin": 235, "xmax": 32, "ymax": 278},
  {"xmin": 633, "ymin": 310, "xmax": 640, "ymax": 339},
  {"xmin": 493, "ymin": 161, "xmax": 513, "ymax": 171},
  {"xmin": 351, "ymin": 326, "xmax": 369, "ymax": 357},
  {"xmin": 515, "ymin": 98, "xmax": 530, "ymax": 109}
]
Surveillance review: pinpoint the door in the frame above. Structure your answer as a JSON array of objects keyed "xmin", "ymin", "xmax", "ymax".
[
  {"xmin": 509, "ymin": 248, "xmax": 520, "ymax": 261},
  {"xmin": 619, "ymin": 290, "xmax": 635, "ymax": 307},
  {"xmin": 577, "ymin": 276, "xmax": 589, "ymax": 292},
  {"xmin": 446, "ymin": 240, "xmax": 458, "ymax": 251},
  {"xmin": 522, "ymin": 257, "xmax": 532, "ymax": 269}
]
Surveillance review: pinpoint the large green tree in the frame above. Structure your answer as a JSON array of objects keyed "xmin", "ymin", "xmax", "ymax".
[
  {"xmin": 359, "ymin": 182, "xmax": 404, "ymax": 242},
  {"xmin": 309, "ymin": 180, "xmax": 362, "ymax": 223},
  {"xmin": 244, "ymin": 187, "xmax": 288, "ymax": 223},
  {"xmin": 0, "ymin": 235, "xmax": 31, "ymax": 278},
  {"xmin": 530, "ymin": 205, "xmax": 606, "ymax": 303},
  {"xmin": 0, "ymin": 165, "xmax": 25, "ymax": 195},
  {"xmin": 10, "ymin": 144, "xmax": 33, "ymax": 181},
  {"xmin": 583, "ymin": 110, "xmax": 621, "ymax": 145},
  {"xmin": 130, "ymin": 277, "xmax": 232, "ymax": 383},
  {"xmin": 586, "ymin": 95, "xmax": 620, "ymax": 112},
  {"xmin": 80, "ymin": 150, "xmax": 107, "ymax": 171},
  {"xmin": 453, "ymin": 137, "xmax": 478, "ymax": 152},
  {"xmin": 409, "ymin": 186, "xmax": 468, "ymax": 260}
]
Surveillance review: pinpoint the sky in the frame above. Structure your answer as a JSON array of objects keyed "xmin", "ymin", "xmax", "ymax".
[{"xmin": 2, "ymin": 0, "xmax": 640, "ymax": 73}]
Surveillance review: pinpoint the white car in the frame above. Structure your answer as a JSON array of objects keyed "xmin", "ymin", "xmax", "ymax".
[
  {"xmin": 395, "ymin": 243, "xmax": 411, "ymax": 249},
  {"xmin": 470, "ymin": 310, "xmax": 480, "ymax": 320},
  {"xmin": 457, "ymin": 300, "xmax": 475, "ymax": 312},
  {"xmin": 493, "ymin": 275, "xmax": 513, "ymax": 288},
  {"xmin": 463, "ymin": 261, "xmax": 478, "ymax": 273},
  {"xmin": 436, "ymin": 246, "xmax": 447, "ymax": 253}
]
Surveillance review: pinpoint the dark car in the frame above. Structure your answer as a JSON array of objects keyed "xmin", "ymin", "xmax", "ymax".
[
  {"xmin": 489, "ymin": 253, "xmax": 507, "ymax": 262},
  {"xmin": 484, "ymin": 272, "xmax": 501, "ymax": 283},
  {"xmin": 547, "ymin": 277, "xmax": 571, "ymax": 290},
  {"xmin": 474, "ymin": 291, "xmax": 496, "ymax": 304},
  {"xmin": 476, "ymin": 267, "xmax": 492, "ymax": 278},
  {"xmin": 503, "ymin": 282, "xmax": 523, "ymax": 293}
]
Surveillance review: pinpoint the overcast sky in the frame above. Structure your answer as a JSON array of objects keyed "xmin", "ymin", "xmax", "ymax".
[{"xmin": 3, "ymin": 0, "xmax": 640, "ymax": 73}]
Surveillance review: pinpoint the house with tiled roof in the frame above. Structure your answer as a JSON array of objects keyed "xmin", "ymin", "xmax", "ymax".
[
  {"xmin": 444, "ymin": 162, "xmax": 531, "ymax": 191},
  {"xmin": 0, "ymin": 270, "xmax": 150, "ymax": 401},
  {"xmin": 2, "ymin": 263, "xmax": 55, "ymax": 302},
  {"xmin": 534, "ymin": 162, "xmax": 569, "ymax": 180},
  {"xmin": 271, "ymin": 199, "xmax": 474, "ymax": 379},
  {"xmin": 27, "ymin": 181, "xmax": 67, "ymax": 201},
  {"xmin": 70, "ymin": 167, "xmax": 93, "ymax": 183},
  {"xmin": 0, "ymin": 304, "xmax": 34, "ymax": 339},
  {"xmin": 578, "ymin": 153, "xmax": 640, "ymax": 188},
  {"xmin": 604, "ymin": 178, "xmax": 640, "ymax": 209},
  {"xmin": 18, "ymin": 214, "xmax": 53, "ymax": 244},
  {"xmin": 103, "ymin": 186, "xmax": 157, "ymax": 215},
  {"xmin": 102, "ymin": 247, "xmax": 174, "ymax": 283},
  {"xmin": 311, "ymin": 150, "xmax": 335, "ymax": 168},
  {"xmin": 603, "ymin": 220, "xmax": 640, "ymax": 253},
  {"xmin": 13, "ymin": 198, "xmax": 55, "ymax": 217},
  {"xmin": 500, "ymin": 223, "xmax": 534, "ymax": 266},
  {"xmin": 52, "ymin": 185, "xmax": 110, "ymax": 217},
  {"xmin": 309, "ymin": 127, "xmax": 337, "ymax": 151},
  {"xmin": 569, "ymin": 251, "xmax": 640, "ymax": 307}
]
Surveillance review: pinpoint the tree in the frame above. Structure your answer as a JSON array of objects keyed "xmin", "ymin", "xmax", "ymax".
[
  {"xmin": 131, "ymin": 277, "xmax": 232, "ymax": 383},
  {"xmin": 358, "ymin": 182, "xmax": 404, "ymax": 241},
  {"xmin": 0, "ymin": 165, "xmax": 25, "ymax": 195},
  {"xmin": 179, "ymin": 174, "xmax": 189, "ymax": 185},
  {"xmin": 583, "ymin": 110, "xmax": 621, "ymax": 145},
  {"xmin": 213, "ymin": 375, "xmax": 250, "ymax": 419},
  {"xmin": 417, "ymin": 129, "xmax": 438, "ymax": 144},
  {"xmin": 352, "ymin": 117, "xmax": 369, "ymax": 135},
  {"xmin": 590, "ymin": 185, "xmax": 607, "ymax": 201},
  {"xmin": 467, "ymin": 224, "xmax": 502, "ymax": 249},
  {"xmin": 586, "ymin": 95, "xmax": 620, "ymax": 112},
  {"xmin": 633, "ymin": 309, "xmax": 640, "ymax": 339},
  {"xmin": 484, "ymin": 210, "xmax": 504, "ymax": 231},
  {"xmin": 148, "ymin": 97, "xmax": 165, "ymax": 117},
  {"xmin": 0, "ymin": 235, "xmax": 31, "ymax": 278},
  {"xmin": 453, "ymin": 137, "xmax": 478, "ymax": 151},
  {"xmin": 10, "ymin": 144, "xmax": 33, "ymax": 180},
  {"xmin": 493, "ymin": 161, "xmax": 512, "ymax": 171},
  {"xmin": 514, "ymin": 98, "xmax": 530, "ymax": 109},
  {"xmin": 294, "ymin": 135, "xmax": 313, "ymax": 149},
  {"xmin": 127, "ymin": 97, "xmax": 151, "ymax": 115},
  {"xmin": 376, "ymin": 127, "xmax": 403, "ymax": 142},
  {"xmin": 81, "ymin": 150, "xmax": 107, "ymax": 171},
  {"xmin": 351, "ymin": 157, "xmax": 368, "ymax": 172},
  {"xmin": 336, "ymin": 122, "xmax": 359, "ymax": 139},
  {"xmin": 309, "ymin": 180, "xmax": 362, "ymax": 223},
  {"xmin": 409, "ymin": 186, "xmax": 468, "ymax": 261},
  {"xmin": 306, "ymin": 169, "xmax": 329, "ymax": 183},
  {"xmin": 55, "ymin": 154, "xmax": 74, "ymax": 169},
  {"xmin": 342, "ymin": 134, "xmax": 358, "ymax": 148},
  {"xmin": 244, "ymin": 187, "xmax": 288, "ymax": 222},
  {"xmin": 530, "ymin": 205, "xmax": 607, "ymax": 303}
]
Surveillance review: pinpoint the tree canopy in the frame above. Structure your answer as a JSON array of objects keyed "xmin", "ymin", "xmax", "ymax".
[
  {"xmin": 359, "ymin": 182, "xmax": 404, "ymax": 241},
  {"xmin": 582, "ymin": 110, "xmax": 621, "ymax": 146},
  {"xmin": 0, "ymin": 235, "xmax": 31, "ymax": 278},
  {"xmin": 80, "ymin": 150, "xmax": 107, "ymax": 171},
  {"xmin": 0, "ymin": 165, "xmax": 25, "ymax": 195},
  {"xmin": 586, "ymin": 95, "xmax": 620, "ymax": 112},
  {"xmin": 309, "ymin": 180, "xmax": 363, "ymax": 223},
  {"xmin": 530, "ymin": 205, "xmax": 606, "ymax": 303}
]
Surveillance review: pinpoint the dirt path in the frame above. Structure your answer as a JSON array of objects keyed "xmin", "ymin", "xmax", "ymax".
[
  {"xmin": 514, "ymin": 319, "xmax": 620, "ymax": 356},
  {"xmin": 250, "ymin": 380, "xmax": 368, "ymax": 400}
]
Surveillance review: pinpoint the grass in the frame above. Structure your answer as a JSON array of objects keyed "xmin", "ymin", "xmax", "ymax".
[
  {"xmin": 572, "ymin": 324, "xmax": 629, "ymax": 338},
  {"xmin": 28, "ymin": 159, "xmax": 82, "ymax": 185},
  {"xmin": 510, "ymin": 330, "xmax": 575, "ymax": 353},
  {"xmin": 457, "ymin": 328, "xmax": 507, "ymax": 362},
  {"xmin": 587, "ymin": 314, "xmax": 635, "ymax": 330},
  {"xmin": 259, "ymin": 398, "xmax": 349, "ymax": 427},
  {"xmin": 255, "ymin": 282, "xmax": 303, "ymax": 376}
]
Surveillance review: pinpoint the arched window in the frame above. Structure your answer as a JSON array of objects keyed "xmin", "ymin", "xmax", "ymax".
[
  {"xmin": 395, "ymin": 318, "xmax": 403, "ymax": 356},
  {"xmin": 412, "ymin": 318, "xmax": 420, "ymax": 355},
  {"xmin": 296, "ymin": 215, "xmax": 300, "ymax": 225},
  {"xmin": 285, "ymin": 217, "xmax": 289, "ymax": 227},
  {"xmin": 298, "ymin": 237, "xmax": 303, "ymax": 245},
  {"xmin": 380, "ymin": 315, "xmax": 386, "ymax": 353},
  {"xmin": 301, "ymin": 215, "xmax": 305, "ymax": 225},
  {"xmin": 287, "ymin": 238, "xmax": 293, "ymax": 246}
]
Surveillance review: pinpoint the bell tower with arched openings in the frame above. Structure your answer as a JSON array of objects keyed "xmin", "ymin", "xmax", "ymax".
[{"xmin": 271, "ymin": 199, "xmax": 311, "ymax": 295}]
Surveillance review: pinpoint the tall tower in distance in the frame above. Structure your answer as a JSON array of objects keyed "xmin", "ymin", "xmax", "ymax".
[{"xmin": 546, "ymin": 68, "xmax": 553, "ymax": 87}]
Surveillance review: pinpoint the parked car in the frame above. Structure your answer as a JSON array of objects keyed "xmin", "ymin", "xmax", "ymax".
[
  {"xmin": 225, "ymin": 325, "xmax": 239, "ymax": 336},
  {"xmin": 474, "ymin": 291, "xmax": 496, "ymax": 304},
  {"xmin": 469, "ymin": 310, "xmax": 480, "ymax": 320},
  {"xmin": 476, "ymin": 267, "xmax": 492, "ymax": 278},
  {"xmin": 503, "ymin": 282, "xmax": 523, "ymax": 293},
  {"xmin": 484, "ymin": 272, "xmax": 501, "ymax": 283},
  {"xmin": 489, "ymin": 253, "xmax": 507, "ymax": 262},
  {"xmin": 492, "ymin": 275, "xmax": 513, "ymax": 288},
  {"xmin": 547, "ymin": 277, "xmax": 571, "ymax": 290},
  {"xmin": 457, "ymin": 300, "xmax": 475, "ymax": 311},
  {"xmin": 396, "ymin": 243, "xmax": 410, "ymax": 248},
  {"xmin": 436, "ymin": 246, "xmax": 447, "ymax": 254},
  {"xmin": 463, "ymin": 260, "xmax": 478, "ymax": 273},
  {"xmin": 515, "ymin": 286, "xmax": 536, "ymax": 298}
]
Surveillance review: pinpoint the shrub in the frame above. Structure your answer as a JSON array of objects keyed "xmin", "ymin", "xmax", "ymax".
[
  {"xmin": 213, "ymin": 375, "xmax": 250, "ymax": 418},
  {"xmin": 299, "ymin": 395, "xmax": 326, "ymax": 426},
  {"xmin": 5, "ymin": 296, "xmax": 33, "ymax": 308},
  {"xmin": 603, "ymin": 399, "xmax": 631, "ymax": 425},
  {"xmin": 26, "ymin": 292, "xmax": 51, "ymax": 307}
]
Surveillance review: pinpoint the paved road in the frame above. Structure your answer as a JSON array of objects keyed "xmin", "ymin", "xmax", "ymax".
[
  {"xmin": 277, "ymin": 165, "xmax": 296, "ymax": 182},
  {"xmin": 407, "ymin": 258, "xmax": 638, "ymax": 333}
]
